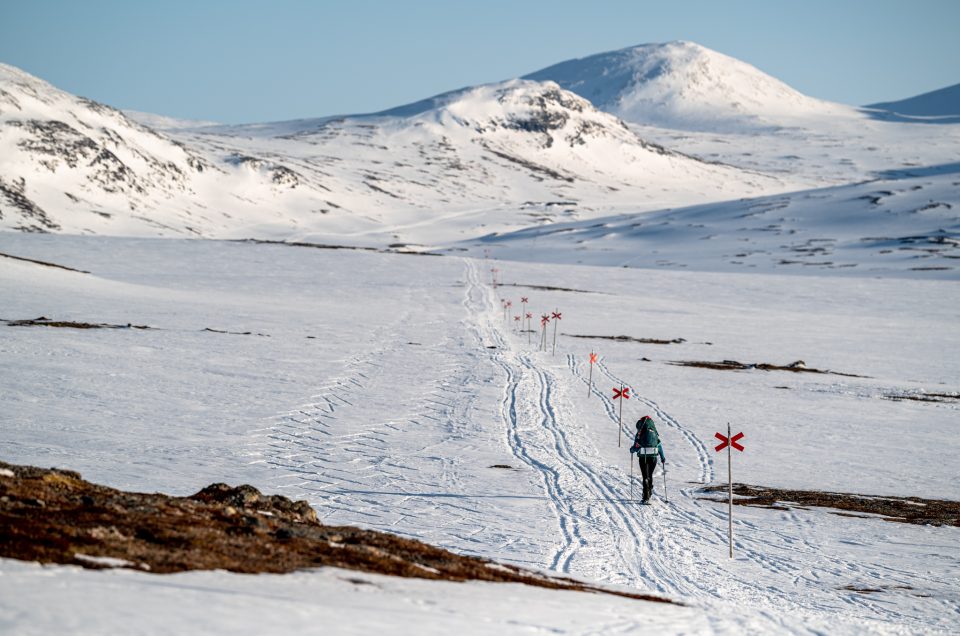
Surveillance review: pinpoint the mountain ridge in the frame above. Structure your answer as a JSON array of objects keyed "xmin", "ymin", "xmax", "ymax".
[{"xmin": 0, "ymin": 64, "xmax": 795, "ymax": 241}]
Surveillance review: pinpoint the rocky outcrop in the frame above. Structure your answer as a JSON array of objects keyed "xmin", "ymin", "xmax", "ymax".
[{"xmin": 0, "ymin": 460, "xmax": 673, "ymax": 603}]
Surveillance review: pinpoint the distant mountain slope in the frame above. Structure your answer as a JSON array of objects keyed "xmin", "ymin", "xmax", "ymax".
[
  {"xmin": 0, "ymin": 62, "xmax": 340, "ymax": 237},
  {"xmin": 451, "ymin": 169, "xmax": 960, "ymax": 279},
  {"xmin": 523, "ymin": 41, "xmax": 850, "ymax": 131},
  {"xmin": 0, "ymin": 63, "xmax": 796, "ymax": 242},
  {"xmin": 866, "ymin": 83, "xmax": 960, "ymax": 120}
]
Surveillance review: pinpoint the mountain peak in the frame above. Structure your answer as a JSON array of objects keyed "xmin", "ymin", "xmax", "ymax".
[{"xmin": 523, "ymin": 41, "xmax": 843, "ymax": 130}]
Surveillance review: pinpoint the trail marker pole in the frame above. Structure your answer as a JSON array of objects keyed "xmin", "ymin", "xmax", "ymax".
[
  {"xmin": 587, "ymin": 352, "xmax": 597, "ymax": 398},
  {"xmin": 714, "ymin": 424, "xmax": 745, "ymax": 558},
  {"xmin": 551, "ymin": 310, "xmax": 562, "ymax": 356},
  {"xmin": 521, "ymin": 297, "xmax": 528, "ymax": 329},
  {"xmin": 612, "ymin": 385, "xmax": 630, "ymax": 447},
  {"xmin": 526, "ymin": 312, "xmax": 533, "ymax": 344},
  {"xmin": 540, "ymin": 315, "xmax": 549, "ymax": 351},
  {"xmin": 513, "ymin": 315, "xmax": 521, "ymax": 332}
]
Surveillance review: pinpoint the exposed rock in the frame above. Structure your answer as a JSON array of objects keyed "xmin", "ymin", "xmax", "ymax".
[{"xmin": 0, "ymin": 460, "xmax": 674, "ymax": 604}]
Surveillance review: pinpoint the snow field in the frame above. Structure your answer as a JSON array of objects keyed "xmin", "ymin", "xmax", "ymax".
[{"xmin": 1, "ymin": 234, "xmax": 957, "ymax": 633}]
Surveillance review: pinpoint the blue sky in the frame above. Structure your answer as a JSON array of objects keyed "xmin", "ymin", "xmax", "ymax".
[{"xmin": 2, "ymin": 0, "xmax": 958, "ymax": 124}]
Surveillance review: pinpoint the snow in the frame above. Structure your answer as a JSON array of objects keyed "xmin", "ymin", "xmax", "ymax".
[
  {"xmin": 1, "ymin": 235, "xmax": 957, "ymax": 634},
  {"xmin": 523, "ymin": 41, "xmax": 851, "ymax": 132},
  {"xmin": 867, "ymin": 82, "xmax": 960, "ymax": 120},
  {"xmin": 73, "ymin": 554, "xmax": 137, "ymax": 569},
  {"xmin": 452, "ymin": 169, "xmax": 960, "ymax": 279},
  {"xmin": 0, "ymin": 561, "xmax": 703, "ymax": 636},
  {"xmin": 2, "ymin": 40, "xmax": 959, "ymax": 634}
]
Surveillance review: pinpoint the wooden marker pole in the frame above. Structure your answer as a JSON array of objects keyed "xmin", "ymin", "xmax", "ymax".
[
  {"xmin": 728, "ymin": 422, "xmax": 733, "ymax": 559},
  {"xmin": 714, "ymin": 424, "xmax": 744, "ymax": 559},
  {"xmin": 612, "ymin": 385, "xmax": 629, "ymax": 447},
  {"xmin": 618, "ymin": 389, "xmax": 624, "ymax": 447},
  {"xmin": 551, "ymin": 309, "xmax": 561, "ymax": 356},
  {"xmin": 587, "ymin": 355, "xmax": 594, "ymax": 398}
]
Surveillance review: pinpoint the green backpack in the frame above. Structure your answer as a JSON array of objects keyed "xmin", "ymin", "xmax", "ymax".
[{"xmin": 638, "ymin": 423, "xmax": 660, "ymax": 448}]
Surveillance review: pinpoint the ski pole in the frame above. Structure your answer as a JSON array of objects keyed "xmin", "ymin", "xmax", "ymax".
[
  {"xmin": 630, "ymin": 454, "xmax": 634, "ymax": 501},
  {"xmin": 662, "ymin": 463, "xmax": 669, "ymax": 503}
]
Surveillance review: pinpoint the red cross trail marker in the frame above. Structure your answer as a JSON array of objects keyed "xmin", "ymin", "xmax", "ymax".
[
  {"xmin": 714, "ymin": 431, "xmax": 745, "ymax": 452},
  {"xmin": 715, "ymin": 423, "xmax": 746, "ymax": 558},
  {"xmin": 613, "ymin": 385, "xmax": 630, "ymax": 446}
]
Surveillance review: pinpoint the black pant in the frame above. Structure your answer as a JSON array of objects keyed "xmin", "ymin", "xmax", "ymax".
[{"xmin": 638, "ymin": 456, "xmax": 658, "ymax": 501}]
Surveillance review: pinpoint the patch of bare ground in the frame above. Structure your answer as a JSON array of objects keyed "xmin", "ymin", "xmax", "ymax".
[
  {"xmin": 701, "ymin": 483, "xmax": 959, "ymax": 527},
  {"xmin": 0, "ymin": 461, "xmax": 673, "ymax": 603},
  {"xmin": 0, "ymin": 251, "xmax": 89, "ymax": 273},
  {"xmin": 236, "ymin": 239, "xmax": 441, "ymax": 257},
  {"xmin": 5, "ymin": 316, "xmax": 151, "ymax": 330},
  {"xmin": 497, "ymin": 282, "xmax": 605, "ymax": 294},
  {"xmin": 841, "ymin": 584, "xmax": 929, "ymax": 597},
  {"xmin": 670, "ymin": 359, "xmax": 867, "ymax": 378},
  {"xmin": 564, "ymin": 334, "xmax": 686, "ymax": 345},
  {"xmin": 882, "ymin": 391, "xmax": 959, "ymax": 404}
]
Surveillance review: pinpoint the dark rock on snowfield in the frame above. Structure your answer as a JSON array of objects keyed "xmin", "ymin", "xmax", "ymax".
[{"xmin": 0, "ymin": 460, "xmax": 673, "ymax": 604}]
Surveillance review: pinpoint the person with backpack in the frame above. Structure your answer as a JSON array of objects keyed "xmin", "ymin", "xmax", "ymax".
[{"xmin": 629, "ymin": 415, "xmax": 666, "ymax": 503}]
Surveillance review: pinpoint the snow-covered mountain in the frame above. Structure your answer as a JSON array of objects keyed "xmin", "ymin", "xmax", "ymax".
[
  {"xmin": 0, "ymin": 62, "xmax": 333, "ymax": 237},
  {"xmin": 523, "ymin": 40, "xmax": 851, "ymax": 131},
  {"xmin": 2, "ymin": 45, "xmax": 958, "ymax": 251},
  {"xmin": 866, "ymin": 82, "xmax": 960, "ymax": 122},
  {"xmin": 0, "ymin": 64, "xmax": 796, "ymax": 242}
]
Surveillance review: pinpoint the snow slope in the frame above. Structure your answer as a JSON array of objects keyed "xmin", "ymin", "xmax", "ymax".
[
  {"xmin": 867, "ymin": 82, "xmax": 960, "ymax": 120},
  {"xmin": 523, "ymin": 41, "xmax": 849, "ymax": 132},
  {"xmin": 1, "ymin": 234, "xmax": 957, "ymax": 633},
  {"xmin": 0, "ymin": 62, "xmax": 343, "ymax": 237},
  {"xmin": 166, "ymin": 78, "xmax": 796, "ymax": 245},
  {"xmin": 523, "ymin": 42, "xmax": 960, "ymax": 189},
  {"xmin": 1, "ymin": 64, "xmax": 797, "ymax": 242},
  {"xmin": 450, "ymin": 168, "xmax": 960, "ymax": 279}
]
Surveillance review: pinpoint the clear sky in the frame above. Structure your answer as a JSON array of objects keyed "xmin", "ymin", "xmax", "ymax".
[{"xmin": 2, "ymin": 0, "xmax": 958, "ymax": 124}]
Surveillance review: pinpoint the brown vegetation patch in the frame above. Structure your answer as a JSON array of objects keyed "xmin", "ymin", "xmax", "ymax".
[
  {"xmin": 701, "ymin": 483, "xmax": 959, "ymax": 527},
  {"xmin": 670, "ymin": 359, "xmax": 866, "ymax": 378},
  {"xmin": 202, "ymin": 327, "xmax": 270, "ymax": 337},
  {"xmin": 498, "ymin": 282, "xmax": 604, "ymax": 294},
  {"xmin": 0, "ymin": 461, "xmax": 674, "ymax": 603},
  {"xmin": 565, "ymin": 334, "xmax": 686, "ymax": 345},
  {"xmin": 0, "ymin": 251, "xmax": 89, "ymax": 273},
  {"xmin": 5, "ymin": 316, "xmax": 150, "ymax": 330},
  {"xmin": 237, "ymin": 239, "xmax": 440, "ymax": 257},
  {"xmin": 882, "ymin": 392, "xmax": 959, "ymax": 404}
]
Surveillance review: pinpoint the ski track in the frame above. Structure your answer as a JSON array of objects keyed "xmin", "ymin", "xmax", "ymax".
[
  {"xmin": 567, "ymin": 349, "xmax": 935, "ymax": 629},
  {"xmin": 247, "ymin": 256, "xmax": 949, "ymax": 633}
]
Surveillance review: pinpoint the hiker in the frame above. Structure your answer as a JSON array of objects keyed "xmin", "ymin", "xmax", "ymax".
[{"xmin": 629, "ymin": 415, "xmax": 666, "ymax": 503}]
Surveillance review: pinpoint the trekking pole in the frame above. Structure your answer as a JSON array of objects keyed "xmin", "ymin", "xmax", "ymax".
[
  {"xmin": 662, "ymin": 464, "xmax": 669, "ymax": 503},
  {"xmin": 630, "ymin": 454, "xmax": 634, "ymax": 501}
]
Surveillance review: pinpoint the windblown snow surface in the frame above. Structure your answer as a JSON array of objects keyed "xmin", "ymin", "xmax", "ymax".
[{"xmin": 1, "ymin": 42, "xmax": 960, "ymax": 635}]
